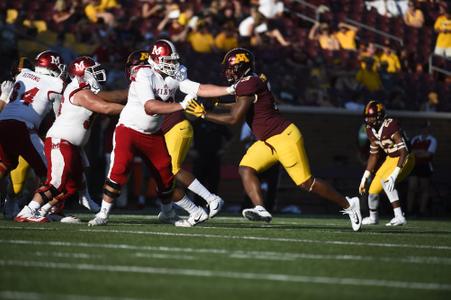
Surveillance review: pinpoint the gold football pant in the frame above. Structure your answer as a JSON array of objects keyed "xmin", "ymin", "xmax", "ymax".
[
  {"xmin": 368, "ymin": 154, "xmax": 415, "ymax": 195},
  {"xmin": 164, "ymin": 120, "xmax": 193, "ymax": 175},
  {"xmin": 9, "ymin": 156, "xmax": 30, "ymax": 195},
  {"xmin": 240, "ymin": 124, "xmax": 312, "ymax": 185}
]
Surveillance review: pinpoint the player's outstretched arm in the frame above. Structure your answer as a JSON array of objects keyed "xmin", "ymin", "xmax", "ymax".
[
  {"xmin": 75, "ymin": 90, "xmax": 124, "ymax": 115},
  {"xmin": 196, "ymin": 83, "xmax": 236, "ymax": 98},
  {"xmin": 144, "ymin": 99, "xmax": 185, "ymax": 115},
  {"xmin": 97, "ymin": 89, "xmax": 128, "ymax": 104}
]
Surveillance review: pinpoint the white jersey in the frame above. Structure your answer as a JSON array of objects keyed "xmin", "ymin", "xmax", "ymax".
[
  {"xmin": 0, "ymin": 69, "xmax": 64, "ymax": 130},
  {"xmin": 46, "ymin": 80, "xmax": 95, "ymax": 146},
  {"xmin": 118, "ymin": 65, "xmax": 199, "ymax": 134}
]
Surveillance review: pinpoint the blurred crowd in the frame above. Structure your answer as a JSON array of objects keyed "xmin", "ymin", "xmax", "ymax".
[{"xmin": 0, "ymin": 0, "xmax": 450, "ymax": 111}]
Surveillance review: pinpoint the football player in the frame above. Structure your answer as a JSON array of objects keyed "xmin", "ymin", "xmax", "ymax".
[
  {"xmin": 125, "ymin": 50, "xmax": 224, "ymax": 220},
  {"xmin": 185, "ymin": 48, "xmax": 362, "ymax": 231},
  {"xmin": 359, "ymin": 101, "xmax": 415, "ymax": 226},
  {"xmin": 15, "ymin": 56, "xmax": 124, "ymax": 222},
  {"xmin": 88, "ymin": 39, "xmax": 235, "ymax": 227},
  {"xmin": 0, "ymin": 51, "xmax": 66, "ymax": 204}
]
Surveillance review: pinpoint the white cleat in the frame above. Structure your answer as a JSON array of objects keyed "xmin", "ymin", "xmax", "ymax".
[
  {"xmin": 242, "ymin": 206, "xmax": 272, "ymax": 223},
  {"xmin": 47, "ymin": 213, "xmax": 82, "ymax": 224},
  {"xmin": 88, "ymin": 214, "xmax": 108, "ymax": 227},
  {"xmin": 386, "ymin": 215, "xmax": 407, "ymax": 226},
  {"xmin": 341, "ymin": 197, "xmax": 362, "ymax": 232},
  {"xmin": 208, "ymin": 195, "xmax": 224, "ymax": 218},
  {"xmin": 362, "ymin": 216, "xmax": 379, "ymax": 225},
  {"xmin": 158, "ymin": 209, "xmax": 181, "ymax": 224},
  {"xmin": 14, "ymin": 205, "xmax": 36, "ymax": 223},
  {"xmin": 174, "ymin": 208, "xmax": 208, "ymax": 227}
]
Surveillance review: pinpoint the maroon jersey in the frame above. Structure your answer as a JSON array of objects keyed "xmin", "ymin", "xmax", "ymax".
[
  {"xmin": 366, "ymin": 118, "xmax": 407, "ymax": 158},
  {"xmin": 235, "ymin": 74, "xmax": 291, "ymax": 140},
  {"xmin": 161, "ymin": 111, "xmax": 185, "ymax": 134}
]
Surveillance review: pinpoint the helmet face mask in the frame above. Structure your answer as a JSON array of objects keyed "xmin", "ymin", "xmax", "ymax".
[
  {"xmin": 149, "ymin": 39, "xmax": 180, "ymax": 77},
  {"xmin": 222, "ymin": 48, "xmax": 254, "ymax": 84},
  {"xmin": 68, "ymin": 56, "xmax": 106, "ymax": 93}
]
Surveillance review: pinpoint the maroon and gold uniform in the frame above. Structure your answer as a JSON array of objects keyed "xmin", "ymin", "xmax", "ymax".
[
  {"xmin": 366, "ymin": 118, "xmax": 414, "ymax": 194},
  {"xmin": 237, "ymin": 74, "xmax": 312, "ymax": 185}
]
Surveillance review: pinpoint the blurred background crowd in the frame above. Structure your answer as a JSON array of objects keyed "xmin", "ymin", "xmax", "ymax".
[
  {"xmin": 0, "ymin": 0, "xmax": 450, "ymax": 111},
  {"xmin": 0, "ymin": 0, "xmax": 450, "ymax": 216}
]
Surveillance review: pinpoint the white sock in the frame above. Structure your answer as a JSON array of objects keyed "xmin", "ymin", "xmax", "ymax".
[
  {"xmin": 97, "ymin": 200, "xmax": 113, "ymax": 218},
  {"xmin": 28, "ymin": 200, "xmax": 41, "ymax": 211},
  {"xmin": 394, "ymin": 207, "xmax": 403, "ymax": 218},
  {"xmin": 40, "ymin": 203, "xmax": 53, "ymax": 215},
  {"xmin": 369, "ymin": 210, "xmax": 378, "ymax": 220},
  {"xmin": 188, "ymin": 179, "xmax": 215, "ymax": 203},
  {"xmin": 161, "ymin": 202, "xmax": 173, "ymax": 213},
  {"xmin": 174, "ymin": 195, "xmax": 199, "ymax": 215}
]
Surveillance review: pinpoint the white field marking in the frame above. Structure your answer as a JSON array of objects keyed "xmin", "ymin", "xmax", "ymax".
[
  {"xmin": 1, "ymin": 260, "xmax": 451, "ymax": 291},
  {"xmin": 0, "ymin": 291, "xmax": 151, "ymax": 300},
  {"xmin": 34, "ymin": 251, "xmax": 100, "ymax": 259},
  {"xmin": 2, "ymin": 240, "xmax": 451, "ymax": 266},
  {"xmin": 78, "ymin": 228, "xmax": 451, "ymax": 251},
  {"xmin": 2, "ymin": 225, "xmax": 451, "ymax": 251},
  {"xmin": 134, "ymin": 252, "xmax": 195, "ymax": 260}
]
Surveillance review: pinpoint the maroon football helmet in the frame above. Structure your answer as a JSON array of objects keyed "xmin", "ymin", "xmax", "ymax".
[
  {"xmin": 34, "ymin": 50, "xmax": 65, "ymax": 78},
  {"xmin": 364, "ymin": 100, "xmax": 386, "ymax": 129},
  {"xmin": 222, "ymin": 48, "xmax": 255, "ymax": 84},
  {"xmin": 149, "ymin": 39, "xmax": 180, "ymax": 77},
  {"xmin": 125, "ymin": 50, "xmax": 150, "ymax": 78},
  {"xmin": 68, "ymin": 56, "xmax": 106, "ymax": 93}
]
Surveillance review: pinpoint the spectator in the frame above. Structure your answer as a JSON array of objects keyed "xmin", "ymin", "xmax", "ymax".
[
  {"xmin": 187, "ymin": 20, "xmax": 216, "ymax": 54},
  {"xmin": 334, "ymin": 22, "xmax": 359, "ymax": 51},
  {"xmin": 407, "ymin": 121, "xmax": 437, "ymax": 216},
  {"xmin": 309, "ymin": 22, "xmax": 340, "ymax": 51},
  {"xmin": 214, "ymin": 22, "xmax": 239, "ymax": 53},
  {"xmin": 421, "ymin": 91, "xmax": 439, "ymax": 112},
  {"xmin": 356, "ymin": 57, "xmax": 383, "ymax": 95},
  {"xmin": 433, "ymin": 6, "xmax": 451, "ymax": 57},
  {"xmin": 365, "ymin": 0, "xmax": 409, "ymax": 18},
  {"xmin": 358, "ymin": 42, "xmax": 380, "ymax": 71},
  {"xmin": 379, "ymin": 44, "xmax": 401, "ymax": 73},
  {"xmin": 403, "ymin": 1, "xmax": 424, "ymax": 28}
]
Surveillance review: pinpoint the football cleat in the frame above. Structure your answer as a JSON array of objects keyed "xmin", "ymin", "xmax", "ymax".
[
  {"xmin": 242, "ymin": 206, "xmax": 272, "ymax": 223},
  {"xmin": 14, "ymin": 205, "xmax": 35, "ymax": 223},
  {"xmin": 385, "ymin": 215, "xmax": 407, "ymax": 226},
  {"xmin": 208, "ymin": 195, "xmax": 224, "ymax": 218},
  {"xmin": 174, "ymin": 208, "xmax": 208, "ymax": 227},
  {"xmin": 158, "ymin": 209, "xmax": 181, "ymax": 224},
  {"xmin": 341, "ymin": 197, "xmax": 362, "ymax": 231},
  {"xmin": 362, "ymin": 216, "xmax": 379, "ymax": 225},
  {"xmin": 88, "ymin": 214, "xmax": 108, "ymax": 227}
]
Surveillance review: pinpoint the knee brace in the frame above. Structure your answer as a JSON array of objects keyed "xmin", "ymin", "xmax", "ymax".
[
  {"xmin": 36, "ymin": 185, "xmax": 59, "ymax": 203},
  {"xmin": 103, "ymin": 179, "xmax": 121, "ymax": 199}
]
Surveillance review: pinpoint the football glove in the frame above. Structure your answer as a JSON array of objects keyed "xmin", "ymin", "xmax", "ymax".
[
  {"xmin": 180, "ymin": 94, "xmax": 196, "ymax": 110},
  {"xmin": 383, "ymin": 167, "xmax": 401, "ymax": 192},
  {"xmin": 0, "ymin": 80, "xmax": 14, "ymax": 103},
  {"xmin": 358, "ymin": 170, "xmax": 371, "ymax": 195},
  {"xmin": 186, "ymin": 99, "xmax": 206, "ymax": 118}
]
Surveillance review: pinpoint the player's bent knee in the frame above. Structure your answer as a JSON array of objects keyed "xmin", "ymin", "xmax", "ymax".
[{"xmin": 299, "ymin": 177, "xmax": 315, "ymax": 192}]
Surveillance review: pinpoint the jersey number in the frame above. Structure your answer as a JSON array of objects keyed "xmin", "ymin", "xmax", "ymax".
[{"xmin": 10, "ymin": 83, "xmax": 39, "ymax": 105}]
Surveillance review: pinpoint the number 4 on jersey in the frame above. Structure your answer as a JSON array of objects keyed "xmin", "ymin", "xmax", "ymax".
[{"xmin": 10, "ymin": 82, "xmax": 39, "ymax": 105}]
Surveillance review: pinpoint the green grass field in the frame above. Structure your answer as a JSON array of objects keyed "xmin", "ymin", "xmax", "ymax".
[{"xmin": 1, "ymin": 213, "xmax": 450, "ymax": 300}]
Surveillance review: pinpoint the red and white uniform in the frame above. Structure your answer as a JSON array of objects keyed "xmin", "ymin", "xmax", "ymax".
[
  {"xmin": 0, "ymin": 69, "xmax": 63, "ymax": 176},
  {"xmin": 43, "ymin": 80, "xmax": 93, "ymax": 199},
  {"xmin": 108, "ymin": 65, "xmax": 198, "ymax": 193}
]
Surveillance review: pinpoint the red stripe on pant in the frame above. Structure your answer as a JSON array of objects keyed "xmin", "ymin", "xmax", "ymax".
[
  {"xmin": 44, "ymin": 137, "xmax": 83, "ymax": 198},
  {"xmin": 108, "ymin": 125, "xmax": 174, "ymax": 194}
]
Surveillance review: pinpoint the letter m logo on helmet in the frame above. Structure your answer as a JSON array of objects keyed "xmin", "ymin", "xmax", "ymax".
[
  {"xmin": 50, "ymin": 55, "xmax": 61, "ymax": 65},
  {"xmin": 74, "ymin": 61, "xmax": 86, "ymax": 72}
]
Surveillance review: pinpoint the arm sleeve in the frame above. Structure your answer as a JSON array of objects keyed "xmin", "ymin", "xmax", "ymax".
[
  {"xmin": 179, "ymin": 79, "xmax": 200, "ymax": 95},
  {"xmin": 428, "ymin": 137, "xmax": 437, "ymax": 154}
]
